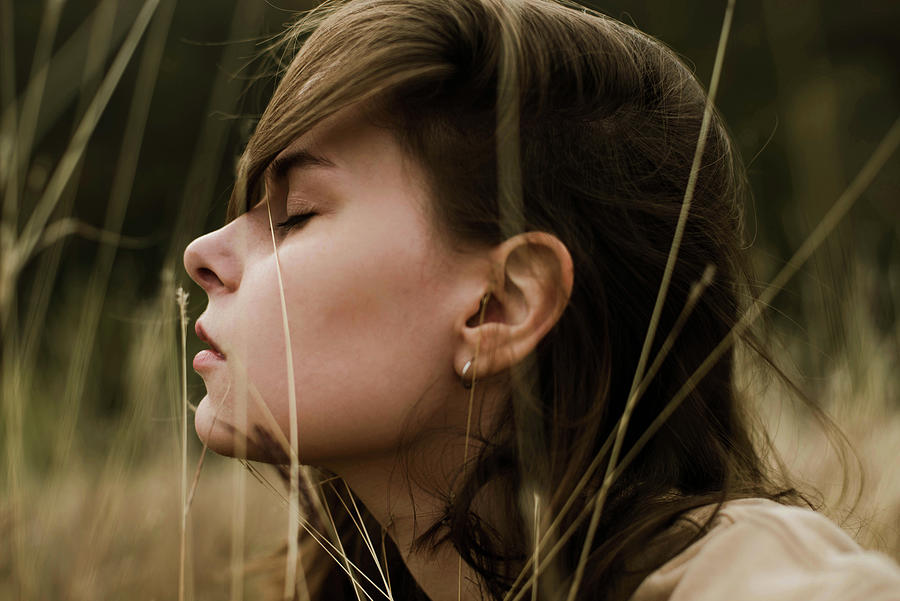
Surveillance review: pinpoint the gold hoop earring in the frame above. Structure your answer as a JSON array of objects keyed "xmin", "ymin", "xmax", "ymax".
[{"xmin": 461, "ymin": 359, "xmax": 474, "ymax": 389}]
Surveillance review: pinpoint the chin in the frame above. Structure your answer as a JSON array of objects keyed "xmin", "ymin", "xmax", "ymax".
[{"xmin": 193, "ymin": 395, "xmax": 286, "ymax": 462}]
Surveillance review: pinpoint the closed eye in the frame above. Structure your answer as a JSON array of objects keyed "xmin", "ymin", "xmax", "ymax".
[{"xmin": 275, "ymin": 212, "xmax": 316, "ymax": 232}]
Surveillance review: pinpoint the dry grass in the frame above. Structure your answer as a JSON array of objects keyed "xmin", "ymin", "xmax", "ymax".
[
  {"xmin": 751, "ymin": 266, "xmax": 900, "ymax": 558},
  {"xmin": 0, "ymin": 453, "xmax": 289, "ymax": 600}
]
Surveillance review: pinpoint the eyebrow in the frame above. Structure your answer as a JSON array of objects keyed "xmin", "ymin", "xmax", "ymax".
[{"xmin": 266, "ymin": 148, "xmax": 336, "ymax": 180}]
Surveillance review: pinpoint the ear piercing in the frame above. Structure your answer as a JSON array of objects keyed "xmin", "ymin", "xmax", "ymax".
[{"xmin": 461, "ymin": 359, "xmax": 474, "ymax": 389}]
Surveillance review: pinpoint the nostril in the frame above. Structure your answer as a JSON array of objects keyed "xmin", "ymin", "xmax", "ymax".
[
  {"xmin": 184, "ymin": 226, "xmax": 240, "ymax": 292},
  {"xmin": 196, "ymin": 267, "xmax": 225, "ymax": 290}
]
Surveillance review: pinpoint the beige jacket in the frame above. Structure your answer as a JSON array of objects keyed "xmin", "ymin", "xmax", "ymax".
[{"xmin": 631, "ymin": 498, "xmax": 900, "ymax": 601}]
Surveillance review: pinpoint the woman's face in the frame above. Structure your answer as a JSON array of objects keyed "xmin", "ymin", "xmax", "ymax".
[{"xmin": 183, "ymin": 108, "xmax": 483, "ymax": 468}]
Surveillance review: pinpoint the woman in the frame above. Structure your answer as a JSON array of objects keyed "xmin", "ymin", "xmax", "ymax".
[{"xmin": 183, "ymin": 0, "xmax": 900, "ymax": 599}]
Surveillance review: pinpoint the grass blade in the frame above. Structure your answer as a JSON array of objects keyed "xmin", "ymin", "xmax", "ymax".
[
  {"xmin": 11, "ymin": 0, "xmax": 160, "ymax": 283},
  {"xmin": 2, "ymin": 0, "xmax": 64, "ymax": 224}
]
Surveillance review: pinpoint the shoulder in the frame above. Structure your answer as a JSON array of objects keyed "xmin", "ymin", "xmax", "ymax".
[{"xmin": 631, "ymin": 498, "xmax": 900, "ymax": 601}]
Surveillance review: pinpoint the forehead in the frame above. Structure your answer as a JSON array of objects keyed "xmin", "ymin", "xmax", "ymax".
[
  {"xmin": 268, "ymin": 105, "xmax": 414, "ymax": 182},
  {"xmin": 267, "ymin": 104, "xmax": 437, "ymax": 217}
]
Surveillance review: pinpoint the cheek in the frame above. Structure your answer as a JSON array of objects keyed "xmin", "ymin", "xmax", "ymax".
[{"xmin": 270, "ymin": 216, "xmax": 461, "ymax": 461}]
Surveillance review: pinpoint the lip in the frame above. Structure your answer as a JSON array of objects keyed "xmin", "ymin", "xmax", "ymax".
[
  {"xmin": 194, "ymin": 321, "xmax": 226, "ymax": 372},
  {"xmin": 193, "ymin": 349, "xmax": 225, "ymax": 372}
]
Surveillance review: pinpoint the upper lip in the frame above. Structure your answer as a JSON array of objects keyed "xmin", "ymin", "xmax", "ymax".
[{"xmin": 195, "ymin": 321, "xmax": 225, "ymax": 358}]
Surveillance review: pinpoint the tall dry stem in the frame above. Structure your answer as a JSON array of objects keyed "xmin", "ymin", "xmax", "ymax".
[
  {"xmin": 264, "ymin": 195, "xmax": 308, "ymax": 601},
  {"xmin": 177, "ymin": 287, "xmax": 190, "ymax": 601},
  {"xmin": 2, "ymin": 0, "xmax": 63, "ymax": 226}
]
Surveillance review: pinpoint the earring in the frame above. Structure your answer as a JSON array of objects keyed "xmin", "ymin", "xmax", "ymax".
[{"xmin": 461, "ymin": 359, "xmax": 474, "ymax": 390}]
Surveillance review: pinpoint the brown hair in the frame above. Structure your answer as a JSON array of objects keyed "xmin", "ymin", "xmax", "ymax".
[{"xmin": 232, "ymin": 0, "xmax": 808, "ymax": 598}]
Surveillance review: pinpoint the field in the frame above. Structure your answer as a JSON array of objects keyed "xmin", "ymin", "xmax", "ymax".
[{"xmin": 2, "ymin": 0, "xmax": 899, "ymax": 599}]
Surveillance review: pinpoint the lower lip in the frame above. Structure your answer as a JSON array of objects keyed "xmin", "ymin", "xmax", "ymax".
[{"xmin": 193, "ymin": 349, "xmax": 225, "ymax": 372}]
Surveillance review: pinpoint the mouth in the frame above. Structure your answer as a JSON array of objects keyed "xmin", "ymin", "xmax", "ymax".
[{"xmin": 195, "ymin": 321, "xmax": 226, "ymax": 359}]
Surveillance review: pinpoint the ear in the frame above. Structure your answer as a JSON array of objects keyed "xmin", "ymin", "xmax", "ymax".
[{"xmin": 455, "ymin": 232, "xmax": 574, "ymax": 381}]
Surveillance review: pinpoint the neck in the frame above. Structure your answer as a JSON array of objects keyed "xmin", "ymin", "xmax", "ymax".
[{"xmin": 330, "ymin": 437, "xmax": 485, "ymax": 601}]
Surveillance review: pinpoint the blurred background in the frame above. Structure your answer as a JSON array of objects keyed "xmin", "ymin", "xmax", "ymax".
[{"xmin": 1, "ymin": 0, "xmax": 898, "ymax": 598}]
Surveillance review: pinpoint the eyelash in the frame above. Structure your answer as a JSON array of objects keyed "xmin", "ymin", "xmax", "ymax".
[{"xmin": 275, "ymin": 212, "xmax": 316, "ymax": 232}]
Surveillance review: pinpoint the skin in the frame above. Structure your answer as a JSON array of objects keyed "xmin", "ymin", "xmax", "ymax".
[{"xmin": 183, "ymin": 106, "xmax": 573, "ymax": 601}]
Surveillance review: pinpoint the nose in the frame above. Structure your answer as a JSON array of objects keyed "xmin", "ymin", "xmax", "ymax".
[{"xmin": 183, "ymin": 224, "xmax": 241, "ymax": 294}]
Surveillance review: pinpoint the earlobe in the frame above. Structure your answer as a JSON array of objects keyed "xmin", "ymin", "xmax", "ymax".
[{"xmin": 456, "ymin": 232, "xmax": 573, "ymax": 381}]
